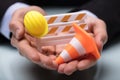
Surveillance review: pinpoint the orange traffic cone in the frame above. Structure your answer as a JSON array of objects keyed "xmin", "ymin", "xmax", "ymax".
[{"xmin": 55, "ymin": 23, "xmax": 100, "ymax": 65}]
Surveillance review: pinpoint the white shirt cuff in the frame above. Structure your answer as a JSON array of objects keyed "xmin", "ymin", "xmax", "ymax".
[
  {"xmin": 0, "ymin": 2, "xmax": 29, "ymax": 39},
  {"xmin": 79, "ymin": 10, "xmax": 98, "ymax": 18}
]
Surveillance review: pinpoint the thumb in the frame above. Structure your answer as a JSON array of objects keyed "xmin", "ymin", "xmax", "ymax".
[
  {"xmin": 94, "ymin": 33, "xmax": 108, "ymax": 52},
  {"xmin": 9, "ymin": 20, "xmax": 25, "ymax": 40}
]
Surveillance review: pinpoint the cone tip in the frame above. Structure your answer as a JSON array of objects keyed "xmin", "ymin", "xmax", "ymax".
[{"xmin": 55, "ymin": 56, "xmax": 65, "ymax": 65}]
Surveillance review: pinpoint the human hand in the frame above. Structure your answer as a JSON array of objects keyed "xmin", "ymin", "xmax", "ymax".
[
  {"xmin": 55, "ymin": 16, "xmax": 108, "ymax": 75},
  {"xmin": 9, "ymin": 6, "xmax": 57, "ymax": 70}
]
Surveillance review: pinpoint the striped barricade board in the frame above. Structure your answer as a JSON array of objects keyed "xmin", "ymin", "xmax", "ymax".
[{"xmin": 38, "ymin": 12, "xmax": 87, "ymax": 46}]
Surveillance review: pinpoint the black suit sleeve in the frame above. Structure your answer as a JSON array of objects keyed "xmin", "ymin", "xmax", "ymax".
[
  {"xmin": 71, "ymin": 0, "xmax": 120, "ymax": 45},
  {"xmin": 0, "ymin": 0, "xmax": 28, "ymax": 21}
]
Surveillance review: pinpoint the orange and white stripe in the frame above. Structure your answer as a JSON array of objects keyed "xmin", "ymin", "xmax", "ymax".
[
  {"xmin": 47, "ymin": 23, "xmax": 87, "ymax": 34},
  {"xmin": 55, "ymin": 23, "xmax": 100, "ymax": 65},
  {"xmin": 45, "ymin": 12, "xmax": 86, "ymax": 24},
  {"xmin": 45, "ymin": 12, "xmax": 86, "ymax": 34},
  {"xmin": 38, "ymin": 24, "xmax": 87, "ymax": 46},
  {"xmin": 55, "ymin": 37, "xmax": 86, "ymax": 64}
]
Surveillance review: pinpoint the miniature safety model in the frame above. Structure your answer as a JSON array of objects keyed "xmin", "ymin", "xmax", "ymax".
[{"xmin": 24, "ymin": 11, "xmax": 100, "ymax": 65}]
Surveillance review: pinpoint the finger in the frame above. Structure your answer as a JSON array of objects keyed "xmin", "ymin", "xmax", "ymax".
[
  {"xmin": 49, "ymin": 55, "xmax": 57, "ymax": 60},
  {"xmin": 25, "ymin": 33, "xmax": 56, "ymax": 55},
  {"xmin": 9, "ymin": 20, "xmax": 25, "ymax": 40},
  {"xmin": 63, "ymin": 60, "xmax": 78, "ymax": 75},
  {"xmin": 77, "ymin": 55, "xmax": 96, "ymax": 71},
  {"xmin": 58, "ymin": 63, "xmax": 67, "ymax": 74},
  {"xmin": 41, "ymin": 46, "xmax": 56, "ymax": 55},
  {"xmin": 9, "ymin": 8, "xmax": 27, "ymax": 40},
  {"xmin": 38, "ymin": 53, "xmax": 58, "ymax": 70},
  {"xmin": 95, "ymin": 34, "xmax": 104, "ymax": 52},
  {"xmin": 17, "ymin": 39, "xmax": 40, "ymax": 63},
  {"xmin": 25, "ymin": 33, "xmax": 37, "ymax": 48},
  {"xmin": 10, "ymin": 35, "xmax": 19, "ymax": 48},
  {"xmin": 93, "ymin": 20, "xmax": 108, "ymax": 51},
  {"xmin": 13, "ymin": 36, "xmax": 57, "ymax": 70},
  {"xmin": 55, "ymin": 44, "xmax": 66, "ymax": 56},
  {"xmin": 11, "ymin": 36, "xmax": 40, "ymax": 62}
]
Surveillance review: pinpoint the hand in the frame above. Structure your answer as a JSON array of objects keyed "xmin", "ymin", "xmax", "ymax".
[
  {"xmin": 9, "ymin": 6, "xmax": 57, "ymax": 70},
  {"xmin": 55, "ymin": 16, "xmax": 108, "ymax": 75}
]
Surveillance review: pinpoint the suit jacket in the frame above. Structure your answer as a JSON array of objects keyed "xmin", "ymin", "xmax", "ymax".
[
  {"xmin": 0, "ymin": 0, "xmax": 89, "ymax": 21},
  {"xmin": 0, "ymin": 0, "xmax": 120, "ymax": 45}
]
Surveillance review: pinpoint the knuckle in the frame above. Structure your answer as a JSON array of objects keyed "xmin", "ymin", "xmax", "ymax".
[
  {"xmin": 98, "ymin": 19, "xmax": 106, "ymax": 27},
  {"xmin": 9, "ymin": 21, "xmax": 16, "ymax": 29},
  {"xmin": 64, "ymin": 69, "xmax": 72, "ymax": 75},
  {"xmin": 29, "ymin": 54, "xmax": 40, "ymax": 62},
  {"xmin": 13, "ymin": 9, "xmax": 23, "ymax": 16},
  {"xmin": 77, "ymin": 64, "xmax": 86, "ymax": 71}
]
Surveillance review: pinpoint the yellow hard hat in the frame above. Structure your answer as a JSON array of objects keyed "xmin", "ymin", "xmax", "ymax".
[{"xmin": 24, "ymin": 11, "xmax": 48, "ymax": 37}]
